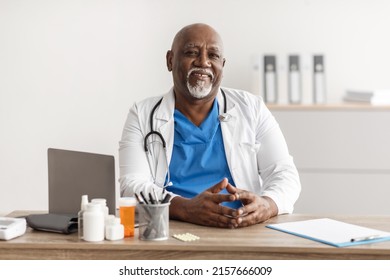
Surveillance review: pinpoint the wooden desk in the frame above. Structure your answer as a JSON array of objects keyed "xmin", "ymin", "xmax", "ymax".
[{"xmin": 1, "ymin": 212, "xmax": 390, "ymax": 260}]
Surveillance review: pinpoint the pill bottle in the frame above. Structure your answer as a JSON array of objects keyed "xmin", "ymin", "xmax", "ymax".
[
  {"xmin": 105, "ymin": 214, "xmax": 115, "ymax": 228},
  {"xmin": 105, "ymin": 217, "xmax": 125, "ymax": 241},
  {"xmin": 83, "ymin": 203, "xmax": 105, "ymax": 242},
  {"xmin": 91, "ymin": 198, "xmax": 109, "ymax": 218},
  {"xmin": 78, "ymin": 195, "xmax": 89, "ymax": 240},
  {"xmin": 119, "ymin": 197, "xmax": 136, "ymax": 237}
]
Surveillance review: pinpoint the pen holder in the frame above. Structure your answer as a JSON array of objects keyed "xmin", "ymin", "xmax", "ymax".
[{"xmin": 138, "ymin": 202, "xmax": 170, "ymax": 241}]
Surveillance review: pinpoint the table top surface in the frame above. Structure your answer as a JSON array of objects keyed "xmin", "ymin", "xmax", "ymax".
[{"xmin": 2, "ymin": 211, "xmax": 390, "ymax": 259}]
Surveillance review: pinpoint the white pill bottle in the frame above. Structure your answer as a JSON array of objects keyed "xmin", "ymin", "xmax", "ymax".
[
  {"xmin": 105, "ymin": 217, "xmax": 125, "ymax": 241},
  {"xmin": 83, "ymin": 203, "xmax": 105, "ymax": 242}
]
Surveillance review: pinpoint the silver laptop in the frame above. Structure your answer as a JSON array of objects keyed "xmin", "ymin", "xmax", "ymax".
[{"xmin": 47, "ymin": 148, "xmax": 116, "ymax": 215}]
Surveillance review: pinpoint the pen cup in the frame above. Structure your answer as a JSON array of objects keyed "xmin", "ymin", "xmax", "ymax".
[{"xmin": 138, "ymin": 202, "xmax": 170, "ymax": 241}]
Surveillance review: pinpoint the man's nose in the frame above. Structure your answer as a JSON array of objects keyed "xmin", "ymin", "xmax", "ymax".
[{"xmin": 194, "ymin": 51, "xmax": 211, "ymax": 67}]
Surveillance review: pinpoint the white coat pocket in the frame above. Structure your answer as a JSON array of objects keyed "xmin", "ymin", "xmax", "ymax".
[{"xmin": 234, "ymin": 142, "xmax": 261, "ymax": 190}]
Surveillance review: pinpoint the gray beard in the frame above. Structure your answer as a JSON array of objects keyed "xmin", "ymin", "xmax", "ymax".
[{"xmin": 187, "ymin": 80, "xmax": 212, "ymax": 99}]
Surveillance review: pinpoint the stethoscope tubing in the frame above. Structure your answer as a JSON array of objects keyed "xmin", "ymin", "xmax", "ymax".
[
  {"xmin": 145, "ymin": 88, "xmax": 227, "ymax": 150},
  {"xmin": 143, "ymin": 88, "xmax": 227, "ymax": 187}
]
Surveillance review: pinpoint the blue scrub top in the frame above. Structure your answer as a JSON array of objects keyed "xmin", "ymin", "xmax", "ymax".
[{"xmin": 166, "ymin": 99, "xmax": 242, "ymax": 209}]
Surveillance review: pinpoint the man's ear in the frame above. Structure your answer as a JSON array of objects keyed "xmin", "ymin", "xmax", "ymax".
[
  {"xmin": 166, "ymin": 50, "xmax": 173, "ymax": 71},
  {"xmin": 223, "ymin": 58, "xmax": 226, "ymax": 67}
]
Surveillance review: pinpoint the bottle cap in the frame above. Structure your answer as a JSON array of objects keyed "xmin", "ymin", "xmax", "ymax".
[
  {"xmin": 81, "ymin": 195, "xmax": 88, "ymax": 203},
  {"xmin": 105, "ymin": 215, "xmax": 115, "ymax": 224},
  {"xmin": 81, "ymin": 195, "xmax": 89, "ymax": 210},
  {"xmin": 91, "ymin": 198, "xmax": 107, "ymax": 205},
  {"xmin": 119, "ymin": 197, "xmax": 136, "ymax": 207},
  {"xmin": 113, "ymin": 217, "xmax": 121, "ymax": 225},
  {"xmin": 86, "ymin": 203, "xmax": 102, "ymax": 211}
]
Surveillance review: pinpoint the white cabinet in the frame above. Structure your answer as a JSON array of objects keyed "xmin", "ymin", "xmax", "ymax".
[{"xmin": 269, "ymin": 104, "xmax": 390, "ymax": 215}]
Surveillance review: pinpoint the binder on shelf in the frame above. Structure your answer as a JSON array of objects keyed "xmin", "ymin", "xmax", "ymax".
[
  {"xmin": 263, "ymin": 55, "xmax": 277, "ymax": 103},
  {"xmin": 344, "ymin": 89, "xmax": 390, "ymax": 105},
  {"xmin": 267, "ymin": 218, "xmax": 390, "ymax": 248},
  {"xmin": 313, "ymin": 55, "xmax": 326, "ymax": 103},
  {"xmin": 288, "ymin": 55, "xmax": 302, "ymax": 104}
]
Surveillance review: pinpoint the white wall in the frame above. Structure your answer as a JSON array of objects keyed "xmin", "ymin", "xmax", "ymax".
[{"xmin": 1, "ymin": 0, "xmax": 390, "ymax": 215}]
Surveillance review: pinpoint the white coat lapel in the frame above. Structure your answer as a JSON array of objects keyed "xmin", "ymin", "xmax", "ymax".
[{"xmin": 218, "ymin": 89, "xmax": 239, "ymax": 172}]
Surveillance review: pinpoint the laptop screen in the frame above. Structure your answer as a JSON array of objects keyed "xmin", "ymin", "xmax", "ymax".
[{"xmin": 47, "ymin": 148, "xmax": 116, "ymax": 215}]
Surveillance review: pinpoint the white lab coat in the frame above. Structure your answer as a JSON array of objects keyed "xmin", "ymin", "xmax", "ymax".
[{"xmin": 119, "ymin": 87, "xmax": 301, "ymax": 214}]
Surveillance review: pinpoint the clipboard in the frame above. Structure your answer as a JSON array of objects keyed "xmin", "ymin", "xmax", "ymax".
[{"xmin": 266, "ymin": 218, "xmax": 390, "ymax": 247}]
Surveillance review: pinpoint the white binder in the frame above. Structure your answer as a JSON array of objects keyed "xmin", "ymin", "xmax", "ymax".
[
  {"xmin": 263, "ymin": 55, "xmax": 277, "ymax": 103},
  {"xmin": 313, "ymin": 55, "xmax": 326, "ymax": 103},
  {"xmin": 288, "ymin": 55, "xmax": 301, "ymax": 104}
]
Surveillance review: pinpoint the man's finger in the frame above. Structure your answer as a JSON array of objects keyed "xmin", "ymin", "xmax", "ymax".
[
  {"xmin": 208, "ymin": 178, "xmax": 228, "ymax": 193},
  {"xmin": 207, "ymin": 212, "xmax": 238, "ymax": 228},
  {"xmin": 225, "ymin": 183, "xmax": 239, "ymax": 195}
]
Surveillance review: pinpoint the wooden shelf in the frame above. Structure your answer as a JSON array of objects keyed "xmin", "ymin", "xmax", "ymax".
[{"xmin": 267, "ymin": 103, "xmax": 390, "ymax": 111}]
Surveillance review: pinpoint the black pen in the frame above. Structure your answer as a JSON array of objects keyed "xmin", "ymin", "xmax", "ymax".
[
  {"xmin": 149, "ymin": 192, "xmax": 157, "ymax": 204},
  {"xmin": 350, "ymin": 234, "xmax": 381, "ymax": 242},
  {"xmin": 161, "ymin": 193, "xmax": 171, "ymax": 204},
  {"xmin": 134, "ymin": 193, "xmax": 142, "ymax": 204},
  {"xmin": 161, "ymin": 188, "xmax": 166, "ymax": 202},
  {"xmin": 140, "ymin": 191, "xmax": 149, "ymax": 205}
]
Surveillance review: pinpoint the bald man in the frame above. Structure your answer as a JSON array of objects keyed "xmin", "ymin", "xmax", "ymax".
[{"xmin": 119, "ymin": 23, "xmax": 301, "ymax": 228}]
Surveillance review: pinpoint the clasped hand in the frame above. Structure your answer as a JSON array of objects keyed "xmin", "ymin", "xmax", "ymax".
[{"xmin": 170, "ymin": 178, "xmax": 278, "ymax": 228}]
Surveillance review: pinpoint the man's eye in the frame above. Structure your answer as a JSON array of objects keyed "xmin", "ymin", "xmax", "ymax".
[
  {"xmin": 185, "ymin": 51, "xmax": 198, "ymax": 56},
  {"xmin": 209, "ymin": 53, "xmax": 220, "ymax": 59}
]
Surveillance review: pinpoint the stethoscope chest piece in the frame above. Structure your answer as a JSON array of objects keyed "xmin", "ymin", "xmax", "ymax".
[{"xmin": 218, "ymin": 113, "xmax": 231, "ymax": 122}]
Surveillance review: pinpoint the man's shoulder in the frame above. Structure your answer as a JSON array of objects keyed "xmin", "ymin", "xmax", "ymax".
[
  {"xmin": 135, "ymin": 95, "xmax": 163, "ymax": 108},
  {"xmin": 133, "ymin": 89, "xmax": 172, "ymax": 110}
]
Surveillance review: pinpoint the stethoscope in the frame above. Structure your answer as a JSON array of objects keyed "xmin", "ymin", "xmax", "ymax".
[{"xmin": 143, "ymin": 89, "xmax": 229, "ymax": 188}]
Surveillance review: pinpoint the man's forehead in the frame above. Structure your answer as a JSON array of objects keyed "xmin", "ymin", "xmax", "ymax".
[
  {"xmin": 172, "ymin": 24, "xmax": 223, "ymax": 50},
  {"xmin": 183, "ymin": 42, "xmax": 222, "ymax": 50}
]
